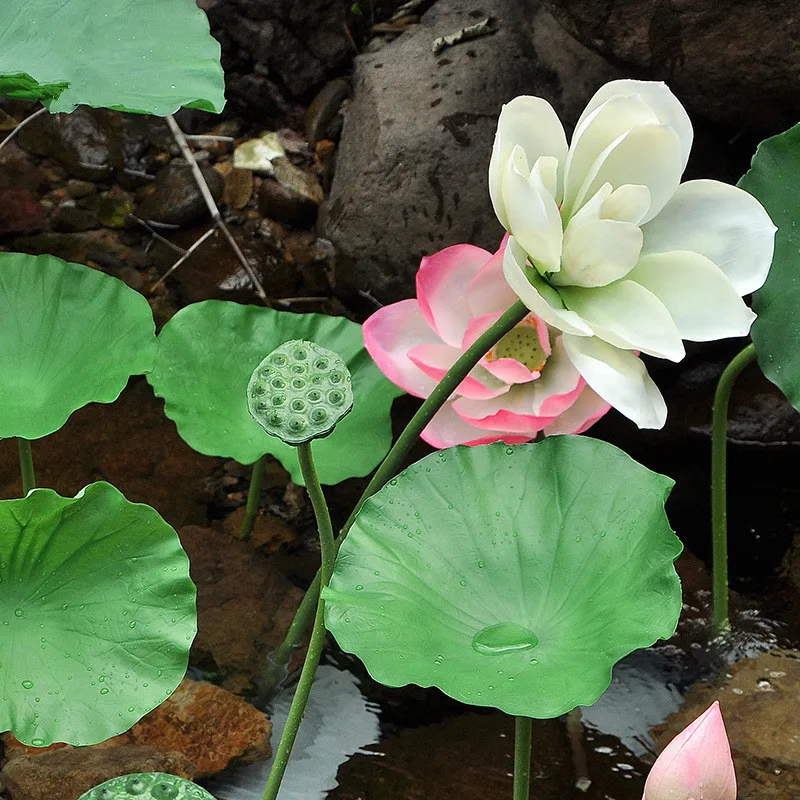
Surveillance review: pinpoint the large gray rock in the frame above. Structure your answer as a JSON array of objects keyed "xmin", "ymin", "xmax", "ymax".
[
  {"xmin": 320, "ymin": 0, "xmax": 623, "ymax": 304},
  {"xmin": 539, "ymin": 0, "xmax": 800, "ymax": 131}
]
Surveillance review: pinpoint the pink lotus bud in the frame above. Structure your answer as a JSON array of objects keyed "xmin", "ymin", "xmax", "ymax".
[{"xmin": 643, "ymin": 701, "xmax": 736, "ymax": 800}]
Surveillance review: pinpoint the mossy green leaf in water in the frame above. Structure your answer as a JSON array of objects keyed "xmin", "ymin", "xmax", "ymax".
[
  {"xmin": 324, "ymin": 437, "xmax": 683, "ymax": 718},
  {"xmin": 0, "ymin": 0, "xmax": 224, "ymax": 114},
  {"xmin": 0, "ymin": 252, "xmax": 157, "ymax": 439},
  {"xmin": 739, "ymin": 123, "xmax": 800, "ymax": 409},
  {"xmin": 0, "ymin": 482, "xmax": 196, "ymax": 746}
]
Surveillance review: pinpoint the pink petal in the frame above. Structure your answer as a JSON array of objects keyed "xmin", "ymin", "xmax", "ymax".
[
  {"xmin": 452, "ymin": 388, "xmax": 554, "ymax": 436},
  {"xmin": 407, "ymin": 343, "xmax": 510, "ymax": 400},
  {"xmin": 643, "ymin": 701, "xmax": 736, "ymax": 800},
  {"xmin": 417, "ymin": 244, "xmax": 492, "ymax": 347},
  {"xmin": 362, "ymin": 299, "xmax": 440, "ymax": 399},
  {"xmin": 466, "ymin": 234, "xmax": 519, "ymax": 317},
  {"xmin": 543, "ymin": 387, "xmax": 611, "ymax": 435},
  {"xmin": 421, "ymin": 402, "xmax": 531, "ymax": 448}
]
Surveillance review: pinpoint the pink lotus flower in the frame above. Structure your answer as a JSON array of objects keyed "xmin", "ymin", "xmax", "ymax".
[
  {"xmin": 363, "ymin": 240, "xmax": 614, "ymax": 448},
  {"xmin": 643, "ymin": 701, "xmax": 736, "ymax": 800}
]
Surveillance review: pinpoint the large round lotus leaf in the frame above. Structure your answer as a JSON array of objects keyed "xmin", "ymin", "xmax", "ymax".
[
  {"xmin": 0, "ymin": 252, "xmax": 157, "ymax": 439},
  {"xmin": 0, "ymin": 0, "xmax": 224, "ymax": 114},
  {"xmin": 0, "ymin": 482, "xmax": 196, "ymax": 746},
  {"xmin": 79, "ymin": 773, "xmax": 216, "ymax": 800},
  {"xmin": 147, "ymin": 300, "xmax": 404, "ymax": 486},
  {"xmin": 324, "ymin": 437, "xmax": 683, "ymax": 718},
  {"xmin": 739, "ymin": 123, "xmax": 800, "ymax": 409}
]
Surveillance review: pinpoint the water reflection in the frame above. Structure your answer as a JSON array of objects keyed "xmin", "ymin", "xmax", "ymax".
[{"xmin": 206, "ymin": 664, "xmax": 381, "ymax": 800}]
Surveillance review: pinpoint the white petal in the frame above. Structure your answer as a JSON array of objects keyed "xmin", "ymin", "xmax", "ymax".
[
  {"xmin": 573, "ymin": 124, "xmax": 683, "ymax": 223},
  {"xmin": 559, "ymin": 280, "xmax": 685, "ymax": 361},
  {"xmin": 555, "ymin": 213, "xmax": 643, "ymax": 287},
  {"xmin": 489, "ymin": 96, "xmax": 568, "ymax": 228},
  {"xmin": 502, "ymin": 238, "xmax": 593, "ymax": 336},
  {"xmin": 576, "ymin": 80, "xmax": 693, "ymax": 172},
  {"xmin": 502, "ymin": 150, "xmax": 563, "ymax": 273},
  {"xmin": 562, "ymin": 334, "xmax": 667, "ymax": 429},
  {"xmin": 563, "ymin": 94, "xmax": 660, "ymax": 214},
  {"xmin": 601, "ymin": 184, "xmax": 651, "ymax": 224},
  {"xmin": 641, "ymin": 179, "xmax": 777, "ymax": 295},
  {"xmin": 628, "ymin": 251, "xmax": 756, "ymax": 341}
]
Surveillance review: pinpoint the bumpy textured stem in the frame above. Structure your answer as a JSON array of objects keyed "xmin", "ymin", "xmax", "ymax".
[
  {"xmin": 18, "ymin": 438, "xmax": 35, "ymax": 495},
  {"xmin": 263, "ymin": 300, "xmax": 530, "ymax": 686},
  {"xmin": 240, "ymin": 454, "xmax": 268, "ymax": 541},
  {"xmin": 711, "ymin": 343, "xmax": 756, "ymax": 634},
  {"xmin": 514, "ymin": 716, "xmax": 532, "ymax": 800},
  {"xmin": 261, "ymin": 442, "xmax": 335, "ymax": 800}
]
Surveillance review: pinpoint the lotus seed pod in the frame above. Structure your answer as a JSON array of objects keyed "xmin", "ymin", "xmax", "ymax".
[
  {"xmin": 78, "ymin": 773, "xmax": 216, "ymax": 800},
  {"xmin": 247, "ymin": 339, "xmax": 354, "ymax": 445}
]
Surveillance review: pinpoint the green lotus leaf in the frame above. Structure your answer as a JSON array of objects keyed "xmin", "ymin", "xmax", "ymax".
[
  {"xmin": 147, "ymin": 300, "xmax": 404, "ymax": 486},
  {"xmin": 0, "ymin": 0, "xmax": 224, "ymax": 115},
  {"xmin": 324, "ymin": 437, "xmax": 683, "ymax": 718},
  {"xmin": 739, "ymin": 123, "xmax": 800, "ymax": 409},
  {"xmin": 79, "ymin": 773, "xmax": 216, "ymax": 800},
  {"xmin": 0, "ymin": 252, "xmax": 157, "ymax": 440},
  {"xmin": 0, "ymin": 482, "xmax": 196, "ymax": 747}
]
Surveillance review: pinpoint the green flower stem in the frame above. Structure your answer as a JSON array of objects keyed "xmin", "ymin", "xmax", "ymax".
[
  {"xmin": 263, "ymin": 300, "xmax": 529, "ymax": 684},
  {"xmin": 18, "ymin": 438, "xmax": 35, "ymax": 495},
  {"xmin": 240, "ymin": 454, "xmax": 267, "ymax": 541},
  {"xmin": 711, "ymin": 343, "xmax": 756, "ymax": 634},
  {"xmin": 514, "ymin": 716, "xmax": 532, "ymax": 800},
  {"xmin": 261, "ymin": 441, "xmax": 335, "ymax": 800}
]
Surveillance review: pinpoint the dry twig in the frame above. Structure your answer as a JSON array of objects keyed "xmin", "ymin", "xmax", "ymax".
[
  {"xmin": 151, "ymin": 227, "xmax": 217, "ymax": 290},
  {"xmin": 165, "ymin": 114, "xmax": 270, "ymax": 304},
  {"xmin": 0, "ymin": 106, "xmax": 47, "ymax": 154}
]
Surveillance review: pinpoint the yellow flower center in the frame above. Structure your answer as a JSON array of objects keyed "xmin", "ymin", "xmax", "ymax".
[{"xmin": 485, "ymin": 317, "xmax": 548, "ymax": 372}]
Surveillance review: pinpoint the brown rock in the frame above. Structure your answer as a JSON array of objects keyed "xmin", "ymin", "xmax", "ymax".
[
  {"xmin": 222, "ymin": 167, "xmax": 255, "ymax": 209},
  {"xmin": 0, "ymin": 379, "xmax": 217, "ymax": 528},
  {"xmin": 320, "ymin": 0, "xmax": 623, "ymax": 303},
  {"xmin": 1, "ymin": 745, "xmax": 194, "ymax": 800},
  {"xmin": 178, "ymin": 526, "xmax": 304, "ymax": 691},
  {"xmin": 222, "ymin": 506, "xmax": 297, "ymax": 554},
  {"xmin": 0, "ymin": 188, "xmax": 46, "ymax": 234},
  {"xmin": 257, "ymin": 157, "xmax": 324, "ymax": 226},
  {"xmin": 539, "ymin": 0, "xmax": 800, "ymax": 131},
  {"xmin": 136, "ymin": 162, "xmax": 225, "ymax": 227},
  {"xmin": 127, "ymin": 679, "xmax": 271, "ymax": 775},
  {"xmin": 652, "ymin": 650, "xmax": 800, "ymax": 799},
  {"xmin": 305, "ymin": 78, "xmax": 349, "ymax": 144}
]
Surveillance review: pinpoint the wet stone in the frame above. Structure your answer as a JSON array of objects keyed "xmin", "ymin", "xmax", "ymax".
[
  {"xmin": 257, "ymin": 157, "xmax": 323, "ymax": 226},
  {"xmin": 18, "ymin": 106, "xmax": 125, "ymax": 181},
  {"xmin": 50, "ymin": 202, "xmax": 100, "ymax": 233},
  {"xmin": 652, "ymin": 650, "xmax": 800, "ymax": 798},
  {"xmin": 0, "ymin": 745, "xmax": 195, "ymax": 800},
  {"xmin": 178, "ymin": 525, "xmax": 304, "ymax": 692},
  {"xmin": 136, "ymin": 162, "xmax": 224, "ymax": 227}
]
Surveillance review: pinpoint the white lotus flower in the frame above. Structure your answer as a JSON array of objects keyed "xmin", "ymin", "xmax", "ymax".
[{"xmin": 490, "ymin": 80, "xmax": 776, "ymax": 428}]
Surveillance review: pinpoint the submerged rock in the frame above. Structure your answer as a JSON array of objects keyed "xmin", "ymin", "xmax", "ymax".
[
  {"xmin": 320, "ymin": 0, "xmax": 623, "ymax": 304},
  {"xmin": 652, "ymin": 650, "xmax": 800, "ymax": 799},
  {"xmin": 178, "ymin": 525, "xmax": 304, "ymax": 693},
  {"xmin": 0, "ymin": 188, "xmax": 47, "ymax": 235}
]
